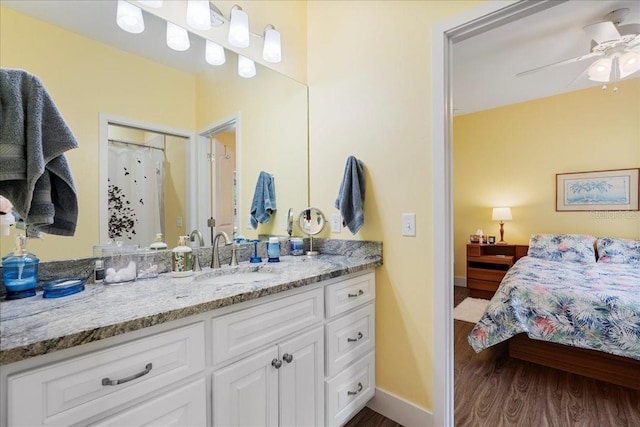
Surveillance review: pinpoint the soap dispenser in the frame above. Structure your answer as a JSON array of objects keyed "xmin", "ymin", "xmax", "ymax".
[
  {"xmin": 2, "ymin": 235, "xmax": 39, "ymax": 299},
  {"xmin": 172, "ymin": 236, "xmax": 193, "ymax": 277},
  {"xmin": 149, "ymin": 233, "xmax": 168, "ymax": 250}
]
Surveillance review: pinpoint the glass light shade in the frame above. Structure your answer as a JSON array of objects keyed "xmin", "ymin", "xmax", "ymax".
[
  {"xmin": 116, "ymin": 0, "xmax": 144, "ymax": 34},
  {"xmin": 262, "ymin": 27, "xmax": 281, "ymax": 63},
  {"xmin": 139, "ymin": 0, "xmax": 163, "ymax": 7},
  {"xmin": 619, "ymin": 51, "xmax": 640, "ymax": 79},
  {"xmin": 206, "ymin": 40, "xmax": 226, "ymax": 66},
  {"xmin": 587, "ymin": 58, "xmax": 612, "ymax": 82},
  {"xmin": 491, "ymin": 207, "xmax": 512, "ymax": 221},
  {"xmin": 186, "ymin": 0, "xmax": 211, "ymax": 31},
  {"xmin": 238, "ymin": 55, "xmax": 256, "ymax": 78},
  {"xmin": 166, "ymin": 22, "xmax": 190, "ymax": 51},
  {"xmin": 228, "ymin": 7, "xmax": 249, "ymax": 48}
]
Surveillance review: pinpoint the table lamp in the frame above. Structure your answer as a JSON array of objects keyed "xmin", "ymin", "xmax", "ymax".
[{"xmin": 492, "ymin": 207, "xmax": 512, "ymax": 245}]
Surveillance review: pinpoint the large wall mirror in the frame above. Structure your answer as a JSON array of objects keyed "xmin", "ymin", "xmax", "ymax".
[{"xmin": 0, "ymin": 2, "xmax": 309, "ymax": 261}]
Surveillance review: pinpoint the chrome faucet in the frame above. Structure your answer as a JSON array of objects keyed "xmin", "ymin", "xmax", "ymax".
[
  {"xmin": 211, "ymin": 231, "xmax": 237, "ymax": 269},
  {"xmin": 189, "ymin": 229, "xmax": 205, "ymax": 248}
]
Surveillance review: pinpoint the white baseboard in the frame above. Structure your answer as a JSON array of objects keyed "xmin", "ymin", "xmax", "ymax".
[
  {"xmin": 366, "ymin": 387, "xmax": 432, "ymax": 427},
  {"xmin": 454, "ymin": 276, "xmax": 466, "ymax": 287}
]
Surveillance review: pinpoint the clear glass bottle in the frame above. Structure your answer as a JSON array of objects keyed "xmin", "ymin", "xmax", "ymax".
[{"xmin": 2, "ymin": 235, "xmax": 39, "ymax": 299}]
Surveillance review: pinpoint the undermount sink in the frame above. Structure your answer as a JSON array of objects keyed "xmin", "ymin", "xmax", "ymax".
[{"xmin": 195, "ymin": 272, "xmax": 279, "ymax": 286}]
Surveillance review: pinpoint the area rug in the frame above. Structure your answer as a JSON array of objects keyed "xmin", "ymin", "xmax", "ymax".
[{"xmin": 454, "ymin": 297, "xmax": 490, "ymax": 324}]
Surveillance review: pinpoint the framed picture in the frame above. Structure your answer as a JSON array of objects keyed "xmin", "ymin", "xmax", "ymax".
[{"xmin": 556, "ymin": 168, "xmax": 640, "ymax": 211}]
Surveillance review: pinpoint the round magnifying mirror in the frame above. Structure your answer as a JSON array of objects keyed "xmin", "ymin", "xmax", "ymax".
[{"xmin": 298, "ymin": 207, "xmax": 326, "ymax": 255}]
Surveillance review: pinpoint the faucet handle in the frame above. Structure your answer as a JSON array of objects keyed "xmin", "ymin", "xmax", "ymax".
[{"xmin": 230, "ymin": 246, "xmax": 239, "ymax": 266}]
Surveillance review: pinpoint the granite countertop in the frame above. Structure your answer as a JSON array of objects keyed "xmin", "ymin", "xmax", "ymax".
[{"xmin": 0, "ymin": 253, "xmax": 381, "ymax": 365}]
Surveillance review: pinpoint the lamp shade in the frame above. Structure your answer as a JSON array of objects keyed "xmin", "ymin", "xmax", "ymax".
[
  {"xmin": 237, "ymin": 55, "xmax": 256, "ymax": 78},
  {"xmin": 228, "ymin": 6, "xmax": 249, "ymax": 48},
  {"xmin": 619, "ymin": 51, "xmax": 640, "ymax": 79},
  {"xmin": 263, "ymin": 26, "xmax": 281, "ymax": 63},
  {"xmin": 206, "ymin": 40, "xmax": 225, "ymax": 66},
  {"xmin": 166, "ymin": 22, "xmax": 190, "ymax": 51},
  {"xmin": 116, "ymin": 0, "xmax": 144, "ymax": 34},
  {"xmin": 492, "ymin": 207, "xmax": 512, "ymax": 221},
  {"xmin": 186, "ymin": 0, "xmax": 211, "ymax": 31},
  {"xmin": 588, "ymin": 57, "xmax": 612, "ymax": 82}
]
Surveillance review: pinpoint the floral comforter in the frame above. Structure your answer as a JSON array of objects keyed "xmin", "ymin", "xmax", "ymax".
[{"xmin": 468, "ymin": 256, "xmax": 640, "ymax": 360}]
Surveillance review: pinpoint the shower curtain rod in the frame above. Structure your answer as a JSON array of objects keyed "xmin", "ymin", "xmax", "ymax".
[{"xmin": 108, "ymin": 139, "xmax": 165, "ymax": 152}]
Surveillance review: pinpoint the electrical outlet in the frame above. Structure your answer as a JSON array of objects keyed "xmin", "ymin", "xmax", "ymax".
[
  {"xmin": 402, "ymin": 213, "xmax": 416, "ymax": 236},
  {"xmin": 176, "ymin": 216, "xmax": 183, "ymax": 228},
  {"xmin": 331, "ymin": 214, "xmax": 342, "ymax": 233}
]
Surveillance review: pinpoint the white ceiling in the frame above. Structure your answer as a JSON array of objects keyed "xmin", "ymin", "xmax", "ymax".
[{"xmin": 2, "ymin": 0, "xmax": 639, "ymax": 115}]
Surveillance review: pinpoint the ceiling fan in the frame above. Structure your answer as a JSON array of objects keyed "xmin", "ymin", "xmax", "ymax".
[{"xmin": 516, "ymin": 8, "xmax": 640, "ymax": 85}]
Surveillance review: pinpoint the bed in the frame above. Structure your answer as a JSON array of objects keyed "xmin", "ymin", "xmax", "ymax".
[{"xmin": 468, "ymin": 234, "xmax": 640, "ymax": 389}]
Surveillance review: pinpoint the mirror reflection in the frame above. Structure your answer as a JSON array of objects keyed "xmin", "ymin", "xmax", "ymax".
[{"xmin": 0, "ymin": 3, "xmax": 309, "ymax": 261}]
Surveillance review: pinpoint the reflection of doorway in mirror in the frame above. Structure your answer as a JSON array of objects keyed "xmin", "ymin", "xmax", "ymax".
[{"xmin": 210, "ymin": 131, "xmax": 236, "ymax": 240}]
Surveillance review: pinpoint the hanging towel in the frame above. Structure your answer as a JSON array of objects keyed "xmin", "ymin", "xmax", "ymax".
[
  {"xmin": 249, "ymin": 171, "xmax": 276, "ymax": 229},
  {"xmin": 0, "ymin": 68, "xmax": 79, "ymax": 237},
  {"xmin": 335, "ymin": 156, "xmax": 365, "ymax": 234}
]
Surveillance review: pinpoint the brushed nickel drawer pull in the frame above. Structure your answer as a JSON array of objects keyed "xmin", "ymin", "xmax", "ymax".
[
  {"xmin": 102, "ymin": 363, "xmax": 153, "ymax": 386},
  {"xmin": 347, "ymin": 382, "xmax": 363, "ymax": 396},
  {"xmin": 271, "ymin": 358, "xmax": 282, "ymax": 369},
  {"xmin": 347, "ymin": 332, "xmax": 364, "ymax": 342},
  {"xmin": 282, "ymin": 353, "xmax": 294, "ymax": 363},
  {"xmin": 347, "ymin": 290, "xmax": 364, "ymax": 298}
]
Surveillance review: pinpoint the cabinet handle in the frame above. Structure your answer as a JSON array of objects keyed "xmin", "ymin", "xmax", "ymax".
[
  {"xmin": 347, "ymin": 289, "xmax": 364, "ymax": 298},
  {"xmin": 282, "ymin": 353, "xmax": 294, "ymax": 363},
  {"xmin": 102, "ymin": 363, "xmax": 153, "ymax": 386},
  {"xmin": 271, "ymin": 358, "xmax": 282, "ymax": 369},
  {"xmin": 347, "ymin": 332, "xmax": 364, "ymax": 342},
  {"xmin": 347, "ymin": 382, "xmax": 363, "ymax": 396}
]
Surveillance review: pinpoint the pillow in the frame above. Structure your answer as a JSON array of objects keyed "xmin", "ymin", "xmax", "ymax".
[
  {"xmin": 527, "ymin": 234, "xmax": 597, "ymax": 263},
  {"xmin": 596, "ymin": 237, "xmax": 640, "ymax": 265}
]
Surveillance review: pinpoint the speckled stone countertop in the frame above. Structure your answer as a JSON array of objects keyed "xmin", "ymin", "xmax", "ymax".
[{"xmin": 1, "ymin": 241, "xmax": 381, "ymax": 365}]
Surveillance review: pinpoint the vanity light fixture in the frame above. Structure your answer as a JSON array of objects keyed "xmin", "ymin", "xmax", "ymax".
[
  {"xmin": 138, "ymin": 0, "xmax": 163, "ymax": 7},
  {"xmin": 186, "ymin": 0, "xmax": 211, "ymax": 31},
  {"xmin": 262, "ymin": 25, "xmax": 281, "ymax": 63},
  {"xmin": 116, "ymin": 0, "xmax": 144, "ymax": 34},
  {"xmin": 238, "ymin": 55, "xmax": 256, "ymax": 78},
  {"xmin": 228, "ymin": 5, "xmax": 249, "ymax": 48},
  {"xmin": 166, "ymin": 22, "xmax": 190, "ymax": 51},
  {"xmin": 206, "ymin": 40, "xmax": 226, "ymax": 65}
]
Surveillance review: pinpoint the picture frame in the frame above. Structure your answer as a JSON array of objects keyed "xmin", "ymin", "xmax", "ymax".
[{"xmin": 556, "ymin": 168, "xmax": 640, "ymax": 211}]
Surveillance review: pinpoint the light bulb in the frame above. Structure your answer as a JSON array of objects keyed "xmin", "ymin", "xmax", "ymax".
[
  {"xmin": 116, "ymin": 0, "xmax": 144, "ymax": 34},
  {"xmin": 166, "ymin": 22, "xmax": 190, "ymax": 51},
  {"xmin": 206, "ymin": 40, "xmax": 226, "ymax": 65},
  {"xmin": 139, "ymin": 0, "xmax": 163, "ymax": 7},
  {"xmin": 587, "ymin": 58, "xmax": 612, "ymax": 82},
  {"xmin": 619, "ymin": 52, "xmax": 640, "ymax": 79},
  {"xmin": 262, "ymin": 26, "xmax": 281, "ymax": 63},
  {"xmin": 186, "ymin": 0, "xmax": 211, "ymax": 31},
  {"xmin": 228, "ymin": 6, "xmax": 249, "ymax": 48},
  {"xmin": 238, "ymin": 55, "xmax": 256, "ymax": 78}
]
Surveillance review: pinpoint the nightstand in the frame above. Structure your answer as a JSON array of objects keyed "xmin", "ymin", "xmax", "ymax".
[{"xmin": 466, "ymin": 244, "xmax": 528, "ymax": 299}]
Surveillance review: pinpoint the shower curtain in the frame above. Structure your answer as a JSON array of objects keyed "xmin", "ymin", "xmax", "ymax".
[{"xmin": 108, "ymin": 140, "xmax": 165, "ymax": 248}]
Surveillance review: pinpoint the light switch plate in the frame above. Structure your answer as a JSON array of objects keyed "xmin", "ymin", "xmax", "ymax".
[
  {"xmin": 331, "ymin": 213, "xmax": 342, "ymax": 233},
  {"xmin": 402, "ymin": 213, "xmax": 416, "ymax": 236}
]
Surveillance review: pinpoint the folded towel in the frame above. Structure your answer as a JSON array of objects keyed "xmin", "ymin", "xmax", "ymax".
[
  {"xmin": 0, "ymin": 68, "xmax": 79, "ymax": 237},
  {"xmin": 335, "ymin": 156, "xmax": 365, "ymax": 234},
  {"xmin": 250, "ymin": 171, "xmax": 276, "ymax": 229}
]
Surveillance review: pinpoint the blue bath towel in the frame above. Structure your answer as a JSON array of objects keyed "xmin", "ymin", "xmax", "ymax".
[
  {"xmin": 250, "ymin": 171, "xmax": 276, "ymax": 229},
  {"xmin": 335, "ymin": 156, "xmax": 365, "ymax": 234},
  {"xmin": 0, "ymin": 69, "xmax": 79, "ymax": 237}
]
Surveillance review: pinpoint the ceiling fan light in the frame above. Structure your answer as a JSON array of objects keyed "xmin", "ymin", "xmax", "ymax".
[
  {"xmin": 262, "ymin": 26, "xmax": 281, "ymax": 63},
  {"xmin": 238, "ymin": 55, "xmax": 256, "ymax": 78},
  {"xmin": 186, "ymin": 0, "xmax": 211, "ymax": 31},
  {"xmin": 166, "ymin": 22, "xmax": 190, "ymax": 51},
  {"xmin": 587, "ymin": 58, "xmax": 612, "ymax": 82},
  {"xmin": 206, "ymin": 40, "xmax": 226, "ymax": 66},
  {"xmin": 228, "ymin": 6, "xmax": 249, "ymax": 48},
  {"xmin": 619, "ymin": 51, "xmax": 640, "ymax": 78},
  {"xmin": 116, "ymin": 0, "xmax": 144, "ymax": 34}
]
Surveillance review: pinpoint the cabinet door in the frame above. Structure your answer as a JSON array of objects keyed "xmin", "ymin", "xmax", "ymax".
[
  {"xmin": 279, "ymin": 326, "xmax": 325, "ymax": 427},
  {"xmin": 213, "ymin": 346, "xmax": 279, "ymax": 427}
]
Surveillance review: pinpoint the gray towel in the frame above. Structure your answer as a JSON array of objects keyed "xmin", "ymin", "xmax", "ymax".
[
  {"xmin": 335, "ymin": 156, "xmax": 365, "ymax": 234},
  {"xmin": 250, "ymin": 171, "xmax": 276, "ymax": 229},
  {"xmin": 0, "ymin": 68, "xmax": 78, "ymax": 237}
]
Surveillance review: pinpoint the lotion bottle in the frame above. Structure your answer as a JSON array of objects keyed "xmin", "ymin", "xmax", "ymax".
[
  {"xmin": 172, "ymin": 236, "xmax": 193, "ymax": 277},
  {"xmin": 150, "ymin": 233, "xmax": 168, "ymax": 250}
]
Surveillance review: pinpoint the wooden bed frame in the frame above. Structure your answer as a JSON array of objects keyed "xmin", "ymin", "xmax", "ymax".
[{"xmin": 508, "ymin": 333, "xmax": 640, "ymax": 391}]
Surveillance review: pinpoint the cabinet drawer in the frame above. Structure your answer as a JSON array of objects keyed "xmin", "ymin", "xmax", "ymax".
[
  {"xmin": 326, "ymin": 303, "xmax": 375, "ymax": 378},
  {"xmin": 8, "ymin": 322, "xmax": 205, "ymax": 427},
  {"xmin": 467, "ymin": 278, "xmax": 500, "ymax": 292},
  {"xmin": 325, "ymin": 351, "xmax": 375, "ymax": 427},
  {"xmin": 212, "ymin": 287, "xmax": 323, "ymax": 365},
  {"xmin": 467, "ymin": 267, "xmax": 507, "ymax": 282},
  {"xmin": 326, "ymin": 272, "xmax": 375, "ymax": 319}
]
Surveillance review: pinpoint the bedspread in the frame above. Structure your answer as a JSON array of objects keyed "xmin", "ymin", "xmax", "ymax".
[{"xmin": 468, "ymin": 256, "xmax": 640, "ymax": 360}]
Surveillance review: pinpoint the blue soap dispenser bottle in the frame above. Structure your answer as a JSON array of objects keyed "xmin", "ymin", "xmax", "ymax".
[{"xmin": 2, "ymin": 235, "xmax": 39, "ymax": 299}]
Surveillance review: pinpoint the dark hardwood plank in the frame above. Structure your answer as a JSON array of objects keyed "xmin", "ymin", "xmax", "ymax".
[{"xmin": 344, "ymin": 407, "xmax": 403, "ymax": 427}]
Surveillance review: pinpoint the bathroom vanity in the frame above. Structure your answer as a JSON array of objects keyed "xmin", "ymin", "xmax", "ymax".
[{"xmin": 0, "ymin": 250, "xmax": 381, "ymax": 427}]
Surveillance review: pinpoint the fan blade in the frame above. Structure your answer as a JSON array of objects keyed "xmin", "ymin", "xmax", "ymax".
[
  {"xmin": 516, "ymin": 52, "xmax": 603, "ymax": 77},
  {"xmin": 566, "ymin": 63, "xmax": 591, "ymax": 88},
  {"xmin": 583, "ymin": 21, "xmax": 621, "ymax": 44}
]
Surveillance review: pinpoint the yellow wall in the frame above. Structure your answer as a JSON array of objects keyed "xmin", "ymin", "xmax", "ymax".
[
  {"xmin": 453, "ymin": 79, "xmax": 640, "ymax": 278},
  {"xmin": 0, "ymin": 6, "xmax": 195, "ymax": 259},
  {"xmin": 307, "ymin": 0, "xmax": 484, "ymax": 412}
]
